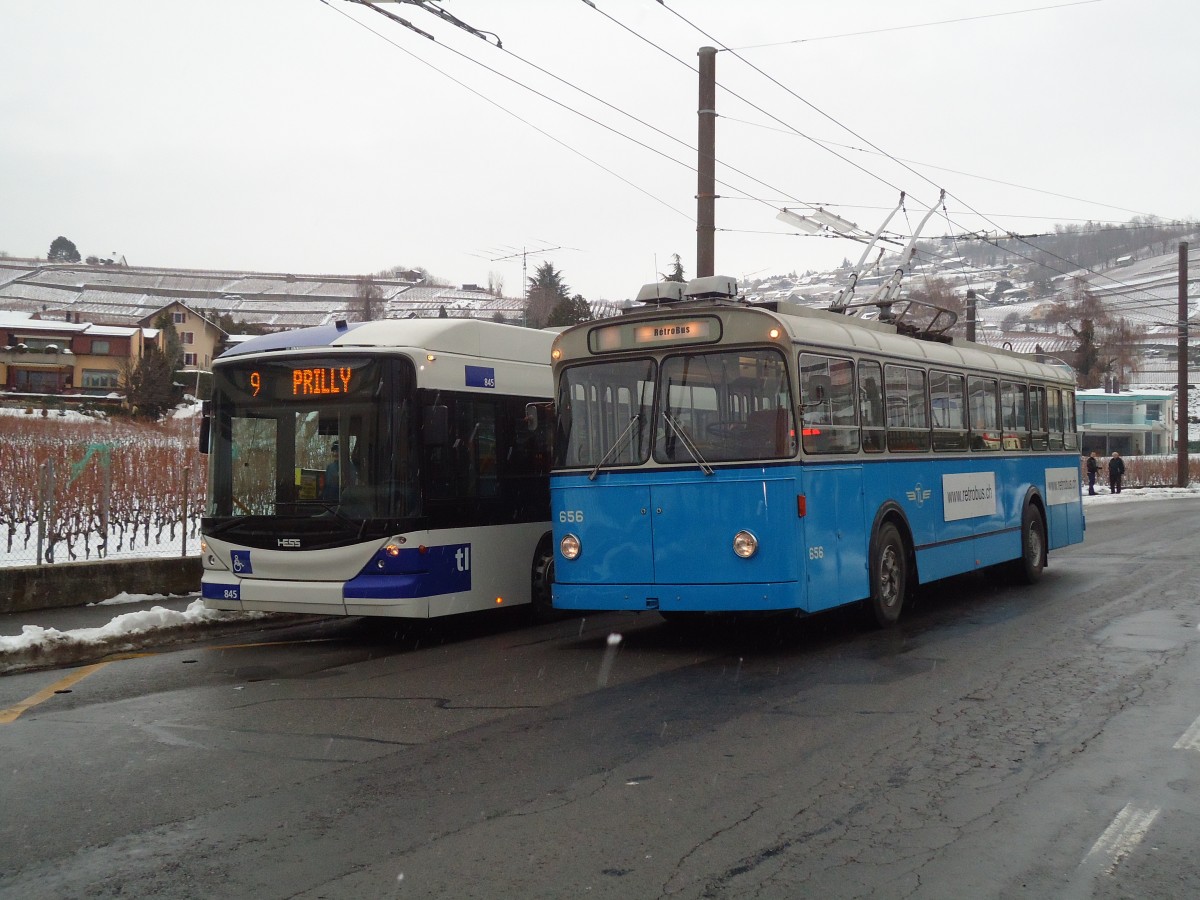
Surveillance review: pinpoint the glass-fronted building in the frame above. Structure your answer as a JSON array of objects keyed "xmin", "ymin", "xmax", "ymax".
[{"xmin": 1076, "ymin": 388, "xmax": 1176, "ymax": 455}]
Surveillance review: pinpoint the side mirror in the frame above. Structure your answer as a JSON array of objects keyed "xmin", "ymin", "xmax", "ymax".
[
  {"xmin": 525, "ymin": 401, "xmax": 554, "ymax": 432},
  {"xmin": 422, "ymin": 404, "xmax": 449, "ymax": 446},
  {"xmin": 198, "ymin": 400, "xmax": 211, "ymax": 454},
  {"xmin": 807, "ymin": 374, "xmax": 832, "ymax": 403}
]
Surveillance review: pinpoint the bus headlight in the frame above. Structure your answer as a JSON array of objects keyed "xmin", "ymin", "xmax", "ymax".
[
  {"xmin": 560, "ymin": 533, "xmax": 581, "ymax": 560},
  {"xmin": 733, "ymin": 530, "xmax": 758, "ymax": 558}
]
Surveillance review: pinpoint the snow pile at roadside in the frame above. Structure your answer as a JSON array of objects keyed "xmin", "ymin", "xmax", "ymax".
[
  {"xmin": 1, "ymin": 599, "xmax": 228, "ymax": 653},
  {"xmin": 0, "ymin": 600, "xmax": 267, "ymax": 672}
]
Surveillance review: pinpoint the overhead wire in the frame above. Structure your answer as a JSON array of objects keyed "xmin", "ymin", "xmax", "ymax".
[
  {"xmin": 653, "ymin": 0, "xmax": 1186, "ymax": 324},
  {"xmin": 333, "ymin": 0, "xmax": 1185, "ymax": 324},
  {"xmin": 718, "ymin": 114, "xmax": 1163, "ymax": 220},
  {"xmin": 346, "ymin": 0, "xmax": 880, "ymax": 249},
  {"xmin": 729, "ymin": 0, "xmax": 1105, "ymax": 51},
  {"xmin": 342, "ymin": 0, "xmax": 864, "ymax": 237},
  {"xmin": 322, "ymin": 0, "xmax": 693, "ymax": 221}
]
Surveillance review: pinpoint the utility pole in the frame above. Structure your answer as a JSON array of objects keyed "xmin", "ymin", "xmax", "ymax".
[
  {"xmin": 965, "ymin": 289, "xmax": 977, "ymax": 342},
  {"xmin": 1178, "ymin": 241, "xmax": 1189, "ymax": 487},
  {"xmin": 696, "ymin": 46, "xmax": 717, "ymax": 278}
]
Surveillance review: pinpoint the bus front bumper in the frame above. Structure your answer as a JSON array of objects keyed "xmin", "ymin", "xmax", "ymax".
[{"xmin": 551, "ymin": 581, "xmax": 801, "ymax": 613}]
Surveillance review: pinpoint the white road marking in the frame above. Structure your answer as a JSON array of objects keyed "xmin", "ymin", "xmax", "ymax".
[
  {"xmin": 1173, "ymin": 713, "xmax": 1200, "ymax": 752},
  {"xmin": 1082, "ymin": 803, "xmax": 1160, "ymax": 876}
]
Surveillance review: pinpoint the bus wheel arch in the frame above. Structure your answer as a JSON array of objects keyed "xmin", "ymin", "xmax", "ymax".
[
  {"xmin": 1011, "ymin": 494, "xmax": 1047, "ymax": 584},
  {"xmin": 864, "ymin": 509, "xmax": 913, "ymax": 628}
]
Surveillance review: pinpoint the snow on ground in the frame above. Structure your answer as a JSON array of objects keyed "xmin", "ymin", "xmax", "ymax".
[{"xmin": 0, "ymin": 599, "xmax": 267, "ymax": 665}]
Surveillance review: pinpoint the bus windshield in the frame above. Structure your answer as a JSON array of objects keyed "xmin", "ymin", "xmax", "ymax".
[
  {"xmin": 554, "ymin": 358, "xmax": 655, "ymax": 469},
  {"xmin": 554, "ymin": 347, "xmax": 796, "ymax": 470},
  {"xmin": 655, "ymin": 348, "xmax": 794, "ymax": 463},
  {"xmin": 205, "ymin": 355, "xmax": 418, "ymax": 521}
]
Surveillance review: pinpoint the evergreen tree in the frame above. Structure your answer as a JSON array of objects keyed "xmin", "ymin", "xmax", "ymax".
[
  {"xmin": 525, "ymin": 261, "xmax": 570, "ymax": 328},
  {"xmin": 660, "ymin": 253, "xmax": 686, "ymax": 283},
  {"xmin": 546, "ymin": 294, "xmax": 593, "ymax": 327},
  {"xmin": 153, "ymin": 312, "xmax": 185, "ymax": 375},
  {"xmin": 48, "ymin": 236, "xmax": 81, "ymax": 263},
  {"xmin": 125, "ymin": 346, "xmax": 177, "ymax": 420}
]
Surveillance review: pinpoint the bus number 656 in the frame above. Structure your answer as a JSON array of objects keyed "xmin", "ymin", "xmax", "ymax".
[{"xmin": 559, "ymin": 510, "xmax": 584, "ymax": 523}]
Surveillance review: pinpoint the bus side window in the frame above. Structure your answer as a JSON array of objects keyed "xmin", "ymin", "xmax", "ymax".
[
  {"xmin": 1000, "ymin": 380, "xmax": 1030, "ymax": 450},
  {"xmin": 968, "ymin": 376, "xmax": 1000, "ymax": 451},
  {"xmin": 859, "ymin": 361, "xmax": 885, "ymax": 453},
  {"xmin": 884, "ymin": 364, "xmax": 929, "ymax": 452},
  {"xmin": 1029, "ymin": 385, "xmax": 1049, "ymax": 450},
  {"xmin": 1048, "ymin": 388, "xmax": 1065, "ymax": 450},
  {"xmin": 1063, "ymin": 389, "xmax": 1079, "ymax": 450},
  {"xmin": 931, "ymin": 370, "xmax": 967, "ymax": 451}
]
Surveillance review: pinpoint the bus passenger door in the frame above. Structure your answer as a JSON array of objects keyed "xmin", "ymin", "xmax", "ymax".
[{"xmin": 800, "ymin": 466, "xmax": 867, "ymax": 611}]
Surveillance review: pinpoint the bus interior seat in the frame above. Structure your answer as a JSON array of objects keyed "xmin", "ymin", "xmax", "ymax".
[{"xmin": 745, "ymin": 408, "xmax": 791, "ymax": 456}]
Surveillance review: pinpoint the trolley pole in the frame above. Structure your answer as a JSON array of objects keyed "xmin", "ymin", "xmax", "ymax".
[
  {"xmin": 696, "ymin": 46, "xmax": 717, "ymax": 279},
  {"xmin": 1178, "ymin": 242, "xmax": 1189, "ymax": 487}
]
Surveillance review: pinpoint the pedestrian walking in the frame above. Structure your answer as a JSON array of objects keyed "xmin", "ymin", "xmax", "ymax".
[
  {"xmin": 1085, "ymin": 451, "xmax": 1099, "ymax": 495},
  {"xmin": 1108, "ymin": 451, "xmax": 1125, "ymax": 494}
]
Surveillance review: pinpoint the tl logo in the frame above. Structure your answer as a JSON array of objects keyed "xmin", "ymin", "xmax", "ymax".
[{"xmin": 905, "ymin": 483, "xmax": 932, "ymax": 507}]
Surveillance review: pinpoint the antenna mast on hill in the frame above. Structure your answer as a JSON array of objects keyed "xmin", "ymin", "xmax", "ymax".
[{"xmin": 478, "ymin": 242, "xmax": 578, "ymax": 299}]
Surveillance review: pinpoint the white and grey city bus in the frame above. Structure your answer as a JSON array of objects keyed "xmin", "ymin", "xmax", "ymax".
[{"xmin": 200, "ymin": 317, "xmax": 555, "ymax": 618}]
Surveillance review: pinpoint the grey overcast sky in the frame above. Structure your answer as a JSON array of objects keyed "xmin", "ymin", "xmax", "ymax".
[{"xmin": 1, "ymin": 0, "xmax": 1195, "ymax": 301}]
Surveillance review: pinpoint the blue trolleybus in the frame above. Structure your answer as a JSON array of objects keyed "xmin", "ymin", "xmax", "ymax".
[
  {"xmin": 548, "ymin": 276, "xmax": 1084, "ymax": 625},
  {"xmin": 200, "ymin": 317, "xmax": 556, "ymax": 618}
]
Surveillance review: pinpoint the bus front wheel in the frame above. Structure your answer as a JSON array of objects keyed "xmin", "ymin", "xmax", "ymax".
[
  {"xmin": 530, "ymin": 539, "xmax": 556, "ymax": 618},
  {"xmin": 866, "ymin": 522, "xmax": 907, "ymax": 628},
  {"xmin": 1011, "ymin": 504, "xmax": 1046, "ymax": 585}
]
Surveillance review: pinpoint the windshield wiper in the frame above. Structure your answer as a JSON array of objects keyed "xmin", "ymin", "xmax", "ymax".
[
  {"xmin": 662, "ymin": 410, "xmax": 714, "ymax": 475},
  {"xmin": 588, "ymin": 414, "xmax": 641, "ymax": 481}
]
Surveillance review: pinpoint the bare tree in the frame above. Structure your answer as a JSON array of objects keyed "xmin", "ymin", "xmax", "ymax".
[
  {"xmin": 1044, "ymin": 278, "xmax": 1145, "ymax": 388},
  {"xmin": 355, "ymin": 275, "xmax": 383, "ymax": 321}
]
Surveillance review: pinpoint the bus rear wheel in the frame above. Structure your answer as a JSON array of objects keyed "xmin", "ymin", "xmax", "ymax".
[
  {"xmin": 1010, "ymin": 504, "xmax": 1046, "ymax": 585},
  {"xmin": 866, "ymin": 522, "xmax": 907, "ymax": 628}
]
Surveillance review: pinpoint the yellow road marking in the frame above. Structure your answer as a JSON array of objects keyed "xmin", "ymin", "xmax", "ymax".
[
  {"xmin": 0, "ymin": 637, "xmax": 338, "ymax": 724},
  {"xmin": 203, "ymin": 638, "xmax": 337, "ymax": 651},
  {"xmin": 0, "ymin": 662, "xmax": 112, "ymax": 724}
]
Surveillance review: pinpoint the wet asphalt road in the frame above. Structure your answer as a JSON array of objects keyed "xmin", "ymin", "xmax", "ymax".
[{"xmin": 2, "ymin": 497, "xmax": 1199, "ymax": 898}]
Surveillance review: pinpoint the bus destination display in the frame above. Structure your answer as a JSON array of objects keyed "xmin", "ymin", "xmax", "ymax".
[
  {"xmin": 588, "ymin": 316, "xmax": 720, "ymax": 353},
  {"xmin": 225, "ymin": 359, "xmax": 376, "ymax": 402}
]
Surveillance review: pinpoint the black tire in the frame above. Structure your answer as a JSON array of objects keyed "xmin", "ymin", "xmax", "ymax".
[
  {"xmin": 530, "ymin": 537, "xmax": 556, "ymax": 619},
  {"xmin": 1011, "ymin": 503, "xmax": 1046, "ymax": 585},
  {"xmin": 866, "ymin": 522, "xmax": 907, "ymax": 628}
]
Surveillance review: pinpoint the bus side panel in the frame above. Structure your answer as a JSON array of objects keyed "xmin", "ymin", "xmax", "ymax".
[
  {"xmin": 1043, "ymin": 462, "xmax": 1085, "ymax": 549},
  {"xmin": 552, "ymin": 480, "xmax": 655, "ymax": 586},
  {"xmin": 864, "ymin": 459, "xmax": 976, "ymax": 585},
  {"xmin": 800, "ymin": 465, "xmax": 867, "ymax": 612},
  {"xmin": 652, "ymin": 475, "xmax": 801, "ymax": 586}
]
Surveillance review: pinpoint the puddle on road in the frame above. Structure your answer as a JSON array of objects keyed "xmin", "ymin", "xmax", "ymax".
[{"xmin": 1094, "ymin": 610, "xmax": 1198, "ymax": 651}]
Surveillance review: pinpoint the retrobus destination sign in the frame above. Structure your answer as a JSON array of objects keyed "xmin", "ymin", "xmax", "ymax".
[{"xmin": 588, "ymin": 316, "xmax": 721, "ymax": 353}]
